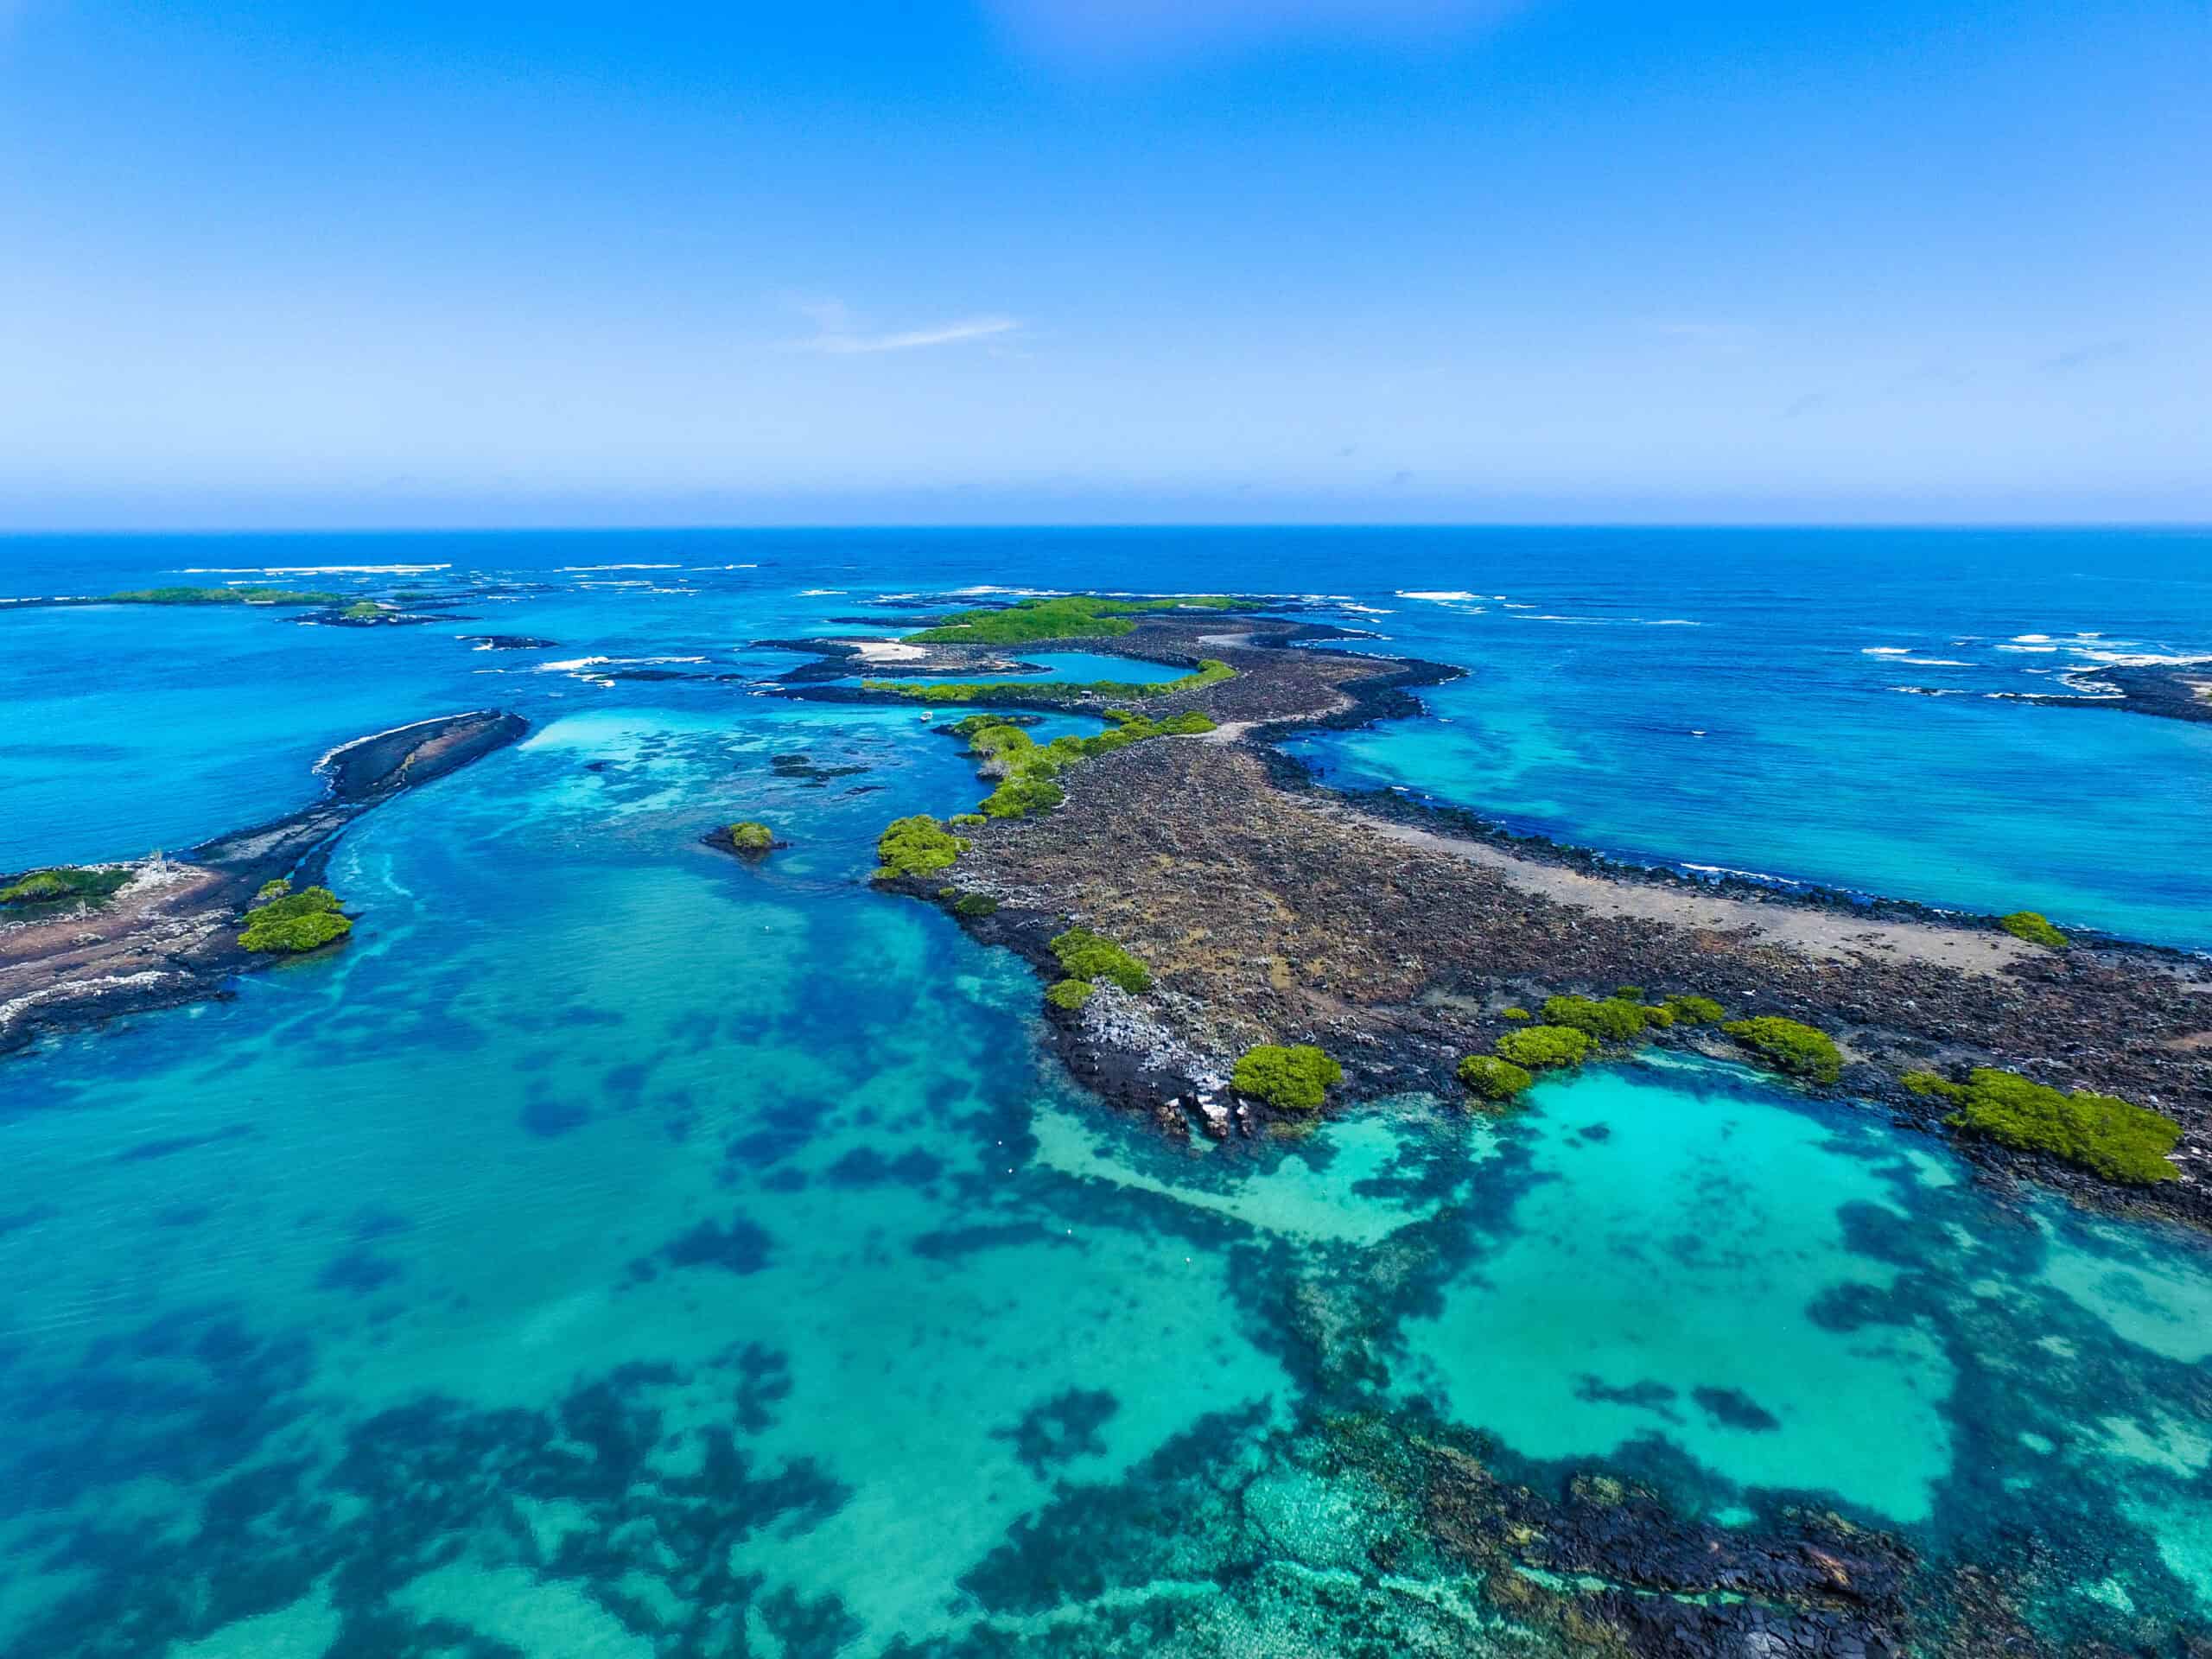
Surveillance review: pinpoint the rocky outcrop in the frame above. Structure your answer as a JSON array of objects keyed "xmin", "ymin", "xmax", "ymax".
[
  {"xmin": 0, "ymin": 710, "xmax": 525, "ymax": 1054},
  {"xmin": 842, "ymin": 613, "xmax": 2212, "ymax": 1224}
]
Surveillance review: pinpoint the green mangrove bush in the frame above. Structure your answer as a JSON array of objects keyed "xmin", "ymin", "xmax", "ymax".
[
  {"xmin": 238, "ymin": 886, "xmax": 352, "ymax": 954},
  {"xmin": 980, "ymin": 777, "xmax": 1066, "ymax": 819},
  {"xmin": 1541, "ymin": 995, "xmax": 1652, "ymax": 1043},
  {"xmin": 1723, "ymin": 1016, "xmax": 1843, "ymax": 1084},
  {"xmin": 1457, "ymin": 1054, "xmax": 1535, "ymax": 1103},
  {"xmin": 1494, "ymin": 1025, "xmax": 1595, "ymax": 1070},
  {"xmin": 874, "ymin": 816, "xmax": 969, "ymax": 880},
  {"xmin": 1045, "ymin": 979, "xmax": 1095, "ymax": 1012},
  {"xmin": 1999, "ymin": 911, "xmax": 2069, "ymax": 950},
  {"xmin": 0, "ymin": 865, "xmax": 131, "ymax": 906},
  {"xmin": 727, "ymin": 821, "xmax": 776, "ymax": 854},
  {"xmin": 1906, "ymin": 1066, "xmax": 2179, "ymax": 1184},
  {"xmin": 1662, "ymin": 994, "xmax": 1726, "ymax": 1025},
  {"xmin": 1048, "ymin": 927, "xmax": 1153, "ymax": 994},
  {"xmin": 1231, "ymin": 1044, "xmax": 1344, "ymax": 1112}
]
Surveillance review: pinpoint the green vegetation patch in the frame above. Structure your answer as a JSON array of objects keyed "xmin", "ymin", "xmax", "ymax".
[
  {"xmin": 1457, "ymin": 1054, "xmax": 1535, "ymax": 1104},
  {"xmin": 906, "ymin": 594, "xmax": 1237, "ymax": 646},
  {"xmin": 874, "ymin": 816, "xmax": 969, "ymax": 880},
  {"xmin": 102, "ymin": 585, "xmax": 341, "ymax": 607},
  {"xmin": 1494, "ymin": 1025, "xmax": 1595, "ymax": 1071},
  {"xmin": 948, "ymin": 708, "xmax": 1216, "ymax": 821},
  {"xmin": 981, "ymin": 776, "xmax": 1066, "ymax": 819},
  {"xmin": 238, "ymin": 886, "xmax": 353, "ymax": 954},
  {"xmin": 864, "ymin": 658, "xmax": 1234, "ymax": 706},
  {"xmin": 0, "ymin": 865, "xmax": 131, "ymax": 906},
  {"xmin": 1048, "ymin": 926, "xmax": 1153, "ymax": 995},
  {"xmin": 1541, "ymin": 994, "xmax": 1653, "ymax": 1043},
  {"xmin": 1999, "ymin": 910, "xmax": 2069, "ymax": 950},
  {"xmin": 1231, "ymin": 1044, "xmax": 1344, "ymax": 1112},
  {"xmin": 944, "ymin": 714, "xmax": 1044, "ymax": 738},
  {"xmin": 1500, "ymin": 1006, "xmax": 1531, "ymax": 1022},
  {"xmin": 1662, "ymin": 994, "xmax": 1726, "ymax": 1025},
  {"xmin": 727, "ymin": 821, "xmax": 777, "ymax": 854},
  {"xmin": 952, "ymin": 893, "xmax": 999, "ymax": 918},
  {"xmin": 1044, "ymin": 978, "xmax": 1095, "ymax": 1012},
  {"xmin": 1919, "ymin": 1066, "xmax": 2180, "ymax": 1184},
  {"xmin": 1723, "ymin": 1016, "xmax": 1843, "ymax": 1084}
]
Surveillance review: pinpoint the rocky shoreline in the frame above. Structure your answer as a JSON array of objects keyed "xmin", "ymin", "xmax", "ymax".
[
  {"xmin": 778, "ymin": 609, "xmax": 2212, "ymax": 1227},
  {"xmin": 0, "ymin": 709, "xmax": 525, "ymax": 1055},
  {"xmin": 2025, "ymin": 663, "xmax": 2212, "ymax": 727}
]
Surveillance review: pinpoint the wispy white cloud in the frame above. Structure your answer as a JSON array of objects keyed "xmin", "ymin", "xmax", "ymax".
[{"xmin": 785, "ymin": 301, "xmax": 1020, "ymax": 356}]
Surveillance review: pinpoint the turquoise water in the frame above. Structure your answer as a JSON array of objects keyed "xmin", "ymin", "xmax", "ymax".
[
  {"xmin": 973, "ymin": 652, "xmax": 1182, "ymax": 683},
  {"xmin": 823, "ymin": 651, "xmax": 1180, "ymax": 692},
  {"xmin": 3, "ymin": 531, "xmax": 2211, "ymax": 1653}
]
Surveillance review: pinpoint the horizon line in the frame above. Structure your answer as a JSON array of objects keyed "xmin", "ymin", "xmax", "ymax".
[{"xmin": 3, "ymin": 520, "xmax": 2209, "ymax": 538}]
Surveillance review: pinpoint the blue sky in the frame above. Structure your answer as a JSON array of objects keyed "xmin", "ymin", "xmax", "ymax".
[{"xmin": 0, "ymin": 0, "xmax": 2206, "ymax": 527}]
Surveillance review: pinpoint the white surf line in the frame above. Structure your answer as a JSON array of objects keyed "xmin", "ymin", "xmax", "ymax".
[{"xmin": 315, "ymin": 712, "xmax": 497, "ymax": 772}]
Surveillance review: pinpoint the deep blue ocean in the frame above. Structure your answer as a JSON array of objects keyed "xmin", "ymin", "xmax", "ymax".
[{"xmin": 2, "ymin": 528, "xmax": 2209, "ymax": 1656}]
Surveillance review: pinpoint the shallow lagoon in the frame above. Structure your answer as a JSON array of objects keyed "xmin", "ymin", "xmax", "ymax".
[
  {"xmin": 3, "ymin": 702, "xmax": 2210, "ymax": 1652},
  {"xmin": 2, "ymin": 533, "xmax": 2210, "ymax": 1654}
]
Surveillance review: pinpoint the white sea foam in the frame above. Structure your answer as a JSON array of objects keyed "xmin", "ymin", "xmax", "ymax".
[
  {"xmin": 2069, "ymin": 649, "xmax": 2212, "ymax": 668},
  {"xmin": 179, "ymin": 563, "xmax": 450, "ymax": 575},
  {"xmin": 561, "ymin": 563, "xmax": 678, "ymax": 571},
  {"xmin": 1396, "ymin": 590, "xmax": 1478, "ymax": 602},
  {"xmin": 1683, "ymin": 861, "xmax": 1798, "ymax": 886},
  {"xmin": 799, "ymin": 588, "xmax": 848, "ymax": 596},
  {"xmin": 1514, "ymin": 613, "xmax": 1694, "ymax": 626},
  {"xmin": 1996, "ymin": 644, "xmax": 2060, "ymax": 653},
  {"xmin": 538, "ymin": 655, "xmax": 705, "ymax": 673},
  {"xmin": 2056, "ymin": 671, "xmax": 2126, "ymax": 697},
  {"xmin": 1862, "ymin": 647, "xmax": 1914, "ymax": 657},
  {"xmin": 1892, "ymin": 685, "xmax": 1973, "ymax": 697},
  {"xmin": 315, "ymin": 712, "xmax": 490, "ymax": 770},
  {"xmin": 1335, "ymin": 604, "xmax": 1395, "ymax": 614},
  {"xmin": 2012, "ymin": 633, "xmax": 2053, "ymax": 643}
]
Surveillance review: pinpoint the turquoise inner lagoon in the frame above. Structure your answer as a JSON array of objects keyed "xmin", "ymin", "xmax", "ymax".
[{"xmin": 2, "ymin": 529, "xmax": 2209, "ymax": 1656}]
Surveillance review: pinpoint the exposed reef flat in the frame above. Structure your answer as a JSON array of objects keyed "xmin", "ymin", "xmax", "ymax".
[
  {"xmin": 459, "ymin": 633, "xmax": 560, "ymax": 651},
  {"xmin": 2028, "ymin": 664, "xmax": 2212, "ymax": 726},
  {"xmin": 810, "ymin": 610, "xmax": 2211, "ymax": 1224},
  {"xmin": 0, "ymin": 710, "xmax": 525, "ymax": 1054}
]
